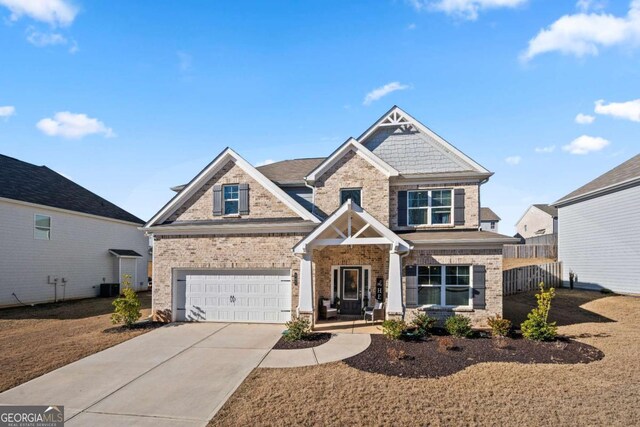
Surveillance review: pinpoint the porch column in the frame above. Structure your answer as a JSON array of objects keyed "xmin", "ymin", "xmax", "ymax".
[
  {"xmin": 386, "ymin": 250, "xmax": 404, "ymax": 316},
  {"xmin": 298, "ymin": 254, "xmax": 314, "ymax": 316}
]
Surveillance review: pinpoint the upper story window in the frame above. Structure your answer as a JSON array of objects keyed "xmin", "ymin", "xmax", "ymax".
[
  {"xmin": 223, "ymin": 184, "xmax": 239, "ymax": 215},
  {"xmin": 34, "ymin": 214, "xmax": 51, "ymax": 240},
  {"xmin": 490, "ymin": 221, "xmax": 496, "ymax": 230},
  {"xmin": 407, "ymin": 189, "xmax": 452, "ymax": 226},
  {"xmin": 340, "ymin": 188, "xmax": 361, "ymax": 206}
]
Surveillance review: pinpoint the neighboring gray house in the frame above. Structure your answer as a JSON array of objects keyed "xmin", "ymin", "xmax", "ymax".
[
  {"xmin": 555, "ymin": 154, "xmax": 640, "ymax": 294},
  {"xmin": 479, "ymin": 207, "xmax": 500, "ymax": 233},
  {"xmin": 515, "ymin": 204, "xmax": 558, "ymax": 239},
  {"xmin": 0, "ymin": 154, "xmax": 150, "ymax": 307}
]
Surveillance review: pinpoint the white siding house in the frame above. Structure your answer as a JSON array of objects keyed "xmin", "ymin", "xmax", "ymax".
[
  {"xmin": 479, "ymin": 207, "xmax": 500, "ymax": 233},
  {"xmin": 0, "ymin": 154, "xmax": 149, "ymax": 307},
  {"xmin": 515, "ymin": 204, "xmax": 557, "ymax": 239},
  {"xmin": 555, "ymin": 154, "xmax": 640, "ymax": 294}
]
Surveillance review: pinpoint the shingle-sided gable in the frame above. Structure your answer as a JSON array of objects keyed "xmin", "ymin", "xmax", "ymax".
[
  {"xmin": 363, "ymin": 127, "xmax": 472, "ymax": 174},
  {"xmin": 357, "ymin": 106, "xmax": 490, "ymax": 177}
]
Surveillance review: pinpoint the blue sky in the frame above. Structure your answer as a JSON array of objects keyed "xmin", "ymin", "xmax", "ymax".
[{"xmin": 0, "ymin": 0, "xmax": 639, "ymax": 233}]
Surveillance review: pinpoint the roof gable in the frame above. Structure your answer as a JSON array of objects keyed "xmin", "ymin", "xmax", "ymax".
[
  {"xmin": 0, "ymin": 154, "xmax": 143, "ymax": 224},
  {"xmin": 480, "ymin": 207, "xmax": 501, "ymax": 222},
  {"xmin": 305, "ymin": 138, "xmax": 399, "ymax": 183},
  {"xmin": 144, "ymin": 148, "xmax": 320, "ymax": 228},
  {"xmin": 357, "ymin": 106, "xmax": 491, "ymax": 176}
]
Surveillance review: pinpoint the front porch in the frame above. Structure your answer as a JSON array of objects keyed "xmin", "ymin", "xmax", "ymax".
[
  {"xmin": 314, "ymin": 317, "xmax": 384, "ymax": 334},
  {"xmin": 293, "ymin": 199, "xmax": 413, "ymax": 326}
]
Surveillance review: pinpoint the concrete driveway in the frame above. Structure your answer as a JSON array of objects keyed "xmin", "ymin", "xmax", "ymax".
[{"xmin": 0, "ymin": 323, "xmax": 283, "ymax": 426}]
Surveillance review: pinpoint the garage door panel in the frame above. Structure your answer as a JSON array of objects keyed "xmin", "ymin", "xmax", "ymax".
[{"xmin": 182, "ymin": 270, "xmax": 291, "ymax": 324}]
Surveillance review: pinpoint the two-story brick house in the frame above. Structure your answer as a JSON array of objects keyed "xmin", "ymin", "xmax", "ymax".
[{"xmin": 144, "ymin": 106, "xmax": 517, "ymax": 327}]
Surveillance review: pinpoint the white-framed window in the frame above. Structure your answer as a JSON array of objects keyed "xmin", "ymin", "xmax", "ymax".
[
  {"xmin": 34, "ymin": 214, "xmax": 51, "ymax": 240},
  {"xmin": 490, "ymin": 221, "xmax": 496, "ymax": 230},
  {"xmin": 407, "ymin": 189, "xmax": 452, "ymax": 226},
  {"xmin": 223, "ymin": 184, "xmax": 239, "ymax": 215},
  {"xmin": 416, "ymin": 265, "xmax": 471, "ymax": 307}
]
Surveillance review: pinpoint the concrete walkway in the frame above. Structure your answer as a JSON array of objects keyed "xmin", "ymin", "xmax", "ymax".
[
  {"xmin": 260, "ymin": 333, "xmax": 371, "ymax": 368},
  {"xmin": 0, "ymin": 323, "xmax": 283, "ymax": 427}
]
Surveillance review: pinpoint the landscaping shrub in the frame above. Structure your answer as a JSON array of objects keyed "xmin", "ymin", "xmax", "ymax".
[
  {"xmin": 284, "ymin": 316, "xmax": 311, "ymax": 342},
  {"xmin": 411, "ymin": 312, "xmax": 437, "ymax": 337},
  {"xmin": 437, "ymin": 336, "xmax": 456, "ymax": 352},
  {"xmin": 111, "ymin": 287, "xmax": 141, "ymax": 327},
  {"xmin": 487, "ymin": 315, "xmax": 512, "ymax": 337},
  {"xmin": 521, "ymin": 283, "xmax": 558, "ymax": 341},
  {"xmin": 386, "ymin": 347, "xmax": 407, "ymax": 362},
  {"xmin": 445, "ymin": 315, "xmax": 472, "ymax": 338},
  {"xmin": 382, "ymin": 319, "xmax": 407, "ymax": 340}
]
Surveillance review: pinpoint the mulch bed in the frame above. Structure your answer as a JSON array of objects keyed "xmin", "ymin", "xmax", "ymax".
[
  {"xmin": 103, "ymin": 320, "xmax": 165, "ymax": 334},
  {"xmin": 344, "ymin": 334, "xmax": 604, "ymax": 378},
  {"xmin": 272, "ymin": 333, "xmax": 332, "ymax": 350}
]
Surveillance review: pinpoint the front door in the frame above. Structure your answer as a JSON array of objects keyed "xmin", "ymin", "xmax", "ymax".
[{"xmin": 340, "ymin": 267, "xmax": 361, "ymax": 315}]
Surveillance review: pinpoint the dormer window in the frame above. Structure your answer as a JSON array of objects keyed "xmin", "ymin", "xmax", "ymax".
[
  {"xmin": 223, "ymin": 185, "xmax": 239, "ymax": 215},
  {"xmin": 407, "ymin": 189, "xmax": 452, "ymax": 226},
  {"xmin": 340, "ymin": 188, "xmax": 362, "ymax": 206}
]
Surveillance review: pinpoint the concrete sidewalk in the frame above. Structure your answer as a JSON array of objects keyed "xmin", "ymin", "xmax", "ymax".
[
  {"xmin": 260, "ymin": 333, "xmax": 371, "ymax": 368},
  {"xmin": 0, "ymin": 323, "xmax": 284, "ymax": 426}
]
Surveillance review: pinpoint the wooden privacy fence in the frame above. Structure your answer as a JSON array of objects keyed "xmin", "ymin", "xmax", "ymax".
[
  {"xmin": 503, "ymin": 261, "xmax": 563, "ymax": 296},
  {"xmin": 502, "ymin": 244, "xmax": 557, "ymax": 259}
]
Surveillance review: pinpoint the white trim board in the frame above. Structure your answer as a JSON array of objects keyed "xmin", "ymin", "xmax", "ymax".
[{"xmin": 144, "ymin": 147, "xmax": 320, "ymax": 228}]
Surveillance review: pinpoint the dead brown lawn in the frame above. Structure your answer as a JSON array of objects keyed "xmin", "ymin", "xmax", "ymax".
[
  {"xmin": 0, "ymin": 291, "xmax": 153, "ymax": 392},
  {"xmin": 211, "ymin": 289, "xmax": 640, "ymax": 426},
  {"xmin": 503, "ymin": 257, "xmax": 556, "ymax": 270}
]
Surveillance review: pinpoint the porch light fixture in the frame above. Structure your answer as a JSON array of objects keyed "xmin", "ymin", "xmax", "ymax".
[{"xmin": 293, "ymin": 272, "xmax": 298, "ymax": 287}]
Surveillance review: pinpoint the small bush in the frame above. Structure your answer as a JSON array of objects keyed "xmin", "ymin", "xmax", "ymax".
[
  {"xmin": 411, "ymin": 312, "xmax": 437, "ymax": 337},
  {"xmin": 521, "ymin": 283, "xmax": 558, "ymax": 341},
  {"xmin": 386, "ymin": 347, "xmax": 407, "ymax": 362},
  {"xmin": 284, "ymin": 316, "xmax": 311, "ymax": 341},
  {"xmin": 487, "ymin": 315, "xmax": 512, "ymax": 337},
  {"xmin": 382, "ymin": 319, "xmax": 407, "ymax": 340},
  {"xmin": 445, "ymin": 315, "xmax": 472, "ymax": 338},
  {"xmin": 111, "ymin": 287, "xmax": 141, "ymax": 327},
  {"xmin": 437, "ymin": 336, "xmax": 456, "ymax": 352}
]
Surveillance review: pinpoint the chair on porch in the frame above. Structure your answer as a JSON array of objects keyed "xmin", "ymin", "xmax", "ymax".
[
  {"xmin": 364, "ymin": 301, "xmax": 384, "ymax": 324},
  {"xmin": 319, "ymin": 299, "xmax": 338, "ymax": 320}
]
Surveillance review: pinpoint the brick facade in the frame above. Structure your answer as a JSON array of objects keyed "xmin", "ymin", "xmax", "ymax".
[
  {"xmin": 168, "ymin": 160, "xmax": 299, "ymax": 223},
  {"xmin": 403, "ymin": 248, "xmax": 503, "ymax": 327},
  {"xmin": 152, "ymin": 233, "xmax": 304, "ymax": 321},
  {"xmin": 314, "ymin": 150, "xmax": 390, "ymax": 225}
]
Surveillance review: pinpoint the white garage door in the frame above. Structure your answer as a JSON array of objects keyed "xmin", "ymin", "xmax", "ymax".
[{"xmin": 177, "ymin": 270, "xmax": 292, "ymax": 323}]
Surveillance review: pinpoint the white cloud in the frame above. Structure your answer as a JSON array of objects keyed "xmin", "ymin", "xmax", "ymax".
[
  {"xmin": 576, "ymin": 0, "xmax": 605, "ymax": 13},
  {"xmin": 521, "ymin": 1, "xmax": 640, "ymax": 61},
  {"xmin": 0, "ymin": 0, "xmax": 78, "ymax": 26},
  {"xmin": 594, "ymin": 98, "xmax": 640, "ymax": 122},
  {"xmin": 0, "ymin": 105, "xmax": 15, "ymax": 118},
  {"xmin": 534, "ymin": 145, "xmax": 556, "ymax": 153},
  {"xmin": 255, "ymin": 159, "xmax": 275, "ymax": 167},
  {"xmin": 407, "ymin": 23, "xmax": 417, "ymax": 30},
  {"xmin": 36, "ymin": 112, "xmax": 115, "ymax": 139},
  {"xmin": 363, "ymin": 82, "xmax": 410, "ymax": 106},
  {"xmin": 177, "ymin": 51, "xmax": 192, "ymax": 72},
  {"xmin": 408, "ymin": 0, "xmax": 527, "ymax": 21},
  {"xmin": 26, "ymin": 28, "xmax": 66, "ymax": 46},
  {"xmin": 575, "ymin": 113, "xmax": 596, "ymax": 124},
  {"xmin": 562, "ymin": 135, "xmax": 610, "ymax": 154},
  {"xmin": 505, "ymin": 155, "xmax": 522, "ymax": 165}
]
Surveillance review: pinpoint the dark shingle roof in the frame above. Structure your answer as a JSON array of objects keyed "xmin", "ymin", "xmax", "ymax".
[
  {"xmin": 555, "ymin": 154, "xmax": 640, "ymax": 205},
  {"xmin": 256, "ymin": 157, "xmax": 326, "ymax": 185},
  {"xmin": 480, "ymin": 207, "xmax": 500, "ymax": 222},
  {"xmin": 0, "ymin": 154, "xmax": 144, "ymax": 224},
  {"xmin": 397, "ymin": 229, "xmax": 518, "ymax": 244},
  {"xmin": 533, "ymin": 204, "xmax": 558, "ymax": 217}
]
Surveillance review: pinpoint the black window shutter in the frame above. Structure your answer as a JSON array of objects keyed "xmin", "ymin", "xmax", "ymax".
[
  {"xmin": 405, "ymin": 265, "xmax": 417, "ymax": 276},
  {"xmin": 454, "ymin": 188, "xmax": 465, "ymax": 226},
  {"xmin": 397, "ymin": 191, "xmax": 407, "ymax": 226},
  {"xmin": 213, "ymin": 184, "xmax": 223, "ymax": 216},
  {"xmin": 239, "ymin": 183, "xmax": 249, "ymax": 215},
  {"xmin": 472, "ymin": 265, "xmax": 486, "ymax": 309}
]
